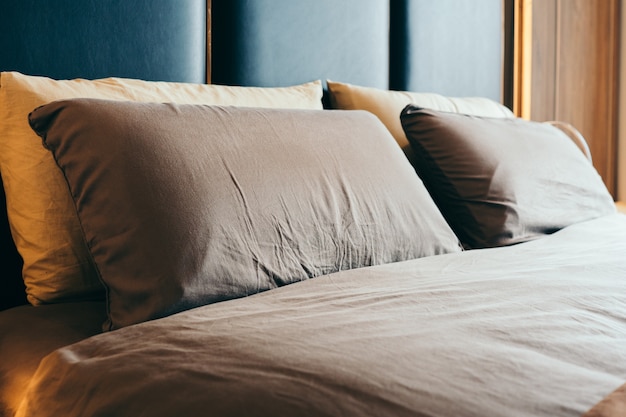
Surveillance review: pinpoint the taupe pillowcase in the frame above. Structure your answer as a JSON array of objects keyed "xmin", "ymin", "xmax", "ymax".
[
  {"xmin": 1, "ymin": 71, "xmax": 323, "ymax": 306},
  {"xmin": 30, "ymin": 99, "xmax": 461, "ymax": 330},
  {"xmin": 400, "ymin": 105, "xmax": 616, "ymax": 249}
]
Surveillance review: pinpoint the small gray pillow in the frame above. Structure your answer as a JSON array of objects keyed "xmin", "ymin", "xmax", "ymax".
[
  {"xmin": 401, "ymin": 105, "xmax": 616, "ymax": 249},
  {"xmin": 30, "ymin": 99, "xmax": 461, "ymax": 330}
]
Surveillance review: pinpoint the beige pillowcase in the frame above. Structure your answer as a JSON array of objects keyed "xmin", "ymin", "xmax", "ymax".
[
  {"xmin": 0, "ymin": 71, "xmax": 323, "ymax": 305},
  {"xmin": 327, "ymin": 80, "xmax": 514, "ymax": 154}
]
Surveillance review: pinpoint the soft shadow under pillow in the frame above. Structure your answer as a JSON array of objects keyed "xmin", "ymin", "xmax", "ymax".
[
  {"xmin": 30, "ymin": 100, "xmax": 461, "ymax": 330},
  {"xmin": 400, "ymin": 105, "xmax": 616, "ymax": 249}
]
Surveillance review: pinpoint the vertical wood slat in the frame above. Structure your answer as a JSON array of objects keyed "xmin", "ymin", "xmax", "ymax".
[
  {"xmin": 514, "ymin": 0, "xmax": 619, "ymax": 196},
  {"xmin": 502, "ymin": 0, "xmax": 516, "ymax": 110},
  {"xmin": 529, "ymin": 0, "xmax": 557, "ymax": 121},
  {"xmin": 554, "ymin": 0, "xmax": 619, "ymax": 195},
  {"xmin": 511, "ymin": 0, "xmax": 535, "ymax": 118}
]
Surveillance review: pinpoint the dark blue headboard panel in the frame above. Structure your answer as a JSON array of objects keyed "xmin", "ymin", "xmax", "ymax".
[
  {"xmin": 390, "ymin": 0, "xmax": 504, "ymax": 101},
  {"xmin": 211, "ymin": 0, "xmax": 389, "ymax": 90},
  {"xmin": 0, "ymin": 0, "xmax": 207, "ymax": 310},
  {"xmin": 212, "ymin": 0, "xmax": 505, "ymax": 102},
  {"xmin": 0, "ymin": 0, "xmax": 207, "ymax": 82}
]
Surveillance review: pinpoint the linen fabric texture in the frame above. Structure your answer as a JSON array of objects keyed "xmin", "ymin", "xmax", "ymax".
[
  {"xmin": 14, "ymin": 214, "xmax": 626, "ymax": 417},
  {"xmin": 400, "ymin": 105, "xmax": 616, "ymax": 248},
  {"xmin": 29, "ymin": 99, "xmax": 461, "ymax": 329},
  {"xmin": 0, "ymin": 71, "xmax": 323, "ymax": 305}
]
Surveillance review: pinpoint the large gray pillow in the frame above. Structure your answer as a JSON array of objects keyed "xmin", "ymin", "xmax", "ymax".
[
  {"xmin": 30, "ymin": 99, "xmax": 461, "ymax": 330},
  {"xmin": 400, "ymin": 105, "xmax": 616, "ymax": 249}
]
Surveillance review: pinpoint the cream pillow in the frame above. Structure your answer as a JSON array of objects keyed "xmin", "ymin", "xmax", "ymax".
[
  {"xmin": 0, "ymin": 71, "xmax": 323, "ymax": 305},
  {"xmin": 327, "ymin": 80, "xmax": 514, "ymax": 153}
]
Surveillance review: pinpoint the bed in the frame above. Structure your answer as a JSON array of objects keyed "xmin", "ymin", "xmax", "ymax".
[{"xmin": 1, "ymin": 1, "xmax": 625, "ymax": 416}]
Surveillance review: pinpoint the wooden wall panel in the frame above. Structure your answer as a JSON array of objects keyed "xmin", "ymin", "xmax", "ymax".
[
  {"xmin": 554, "ymin": 0, "xmax": 619, "ymax": 195},
  {"xmin": 521, "ymin": 0, "xmax": 619, "ymax": 196},
  {"xmin": 529, "ymin": 0, "xmax": 557, "ymax": 121}
]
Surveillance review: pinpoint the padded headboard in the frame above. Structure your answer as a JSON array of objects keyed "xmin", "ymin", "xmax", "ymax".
[
  {"xmin": 212, "ymin": 0, "xmax": 505, "ymax": 103},
  {"xmin": 0, "ymin": 0, "xmax": 207, "ymax": 82},
  {"xmin": 211, "ymin": 0, "xmax": 390, "ymax": 91},
  {"xmin": 0, "ymin": 0, "xmax": 207, "ymax": 310},
  {"xmin": 389, "ymin": 0, "xmax": 504, "ymax": 99},
  {"xmin": 1, "ymin": 0, "xmax": 506, "ymax": 310}
]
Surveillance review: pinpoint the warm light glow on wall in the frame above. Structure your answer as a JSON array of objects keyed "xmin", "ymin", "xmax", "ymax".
[
  {"xmin": 512, "ymin": 0, "xmax": 532, "ymax": 119},
  {"xmin": 619, "ymin": 2, "xmax": 626, "ymax": 201}
]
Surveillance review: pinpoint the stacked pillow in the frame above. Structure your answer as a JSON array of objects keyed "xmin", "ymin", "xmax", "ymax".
[
  {"xmin": 327, "ymin": 80, "xmax": 514, "ymax": 165},
  {"xmin": 326, "ymin": 80, "xmax": 615, "ymax": 248},
  {"xmin": 2, "ymin": 72, "xmax": 616, "ymax": 329},
  {"xmin": 0, "ymin": 71, "xmax": 323, "ymax": 305}
]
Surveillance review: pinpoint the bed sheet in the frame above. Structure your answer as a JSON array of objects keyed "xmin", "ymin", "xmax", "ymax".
[{"xmin": 15, "ymin": 214, "xmax": 626, "ymax": 417}]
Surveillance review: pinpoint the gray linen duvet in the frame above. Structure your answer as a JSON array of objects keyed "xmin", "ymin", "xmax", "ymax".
[{"xmin": 14, "ymin": 214, "xmax": 626, "ymax": 417}]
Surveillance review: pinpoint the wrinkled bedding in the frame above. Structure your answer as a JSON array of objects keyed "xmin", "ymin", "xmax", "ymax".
[{"xmin": 15, "ymin": 214, "xmax": 626, "ymax": 417}]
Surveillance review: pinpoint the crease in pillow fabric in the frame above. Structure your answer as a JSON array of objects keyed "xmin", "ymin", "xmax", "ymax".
[
  {"xmin": 29, "ymin": 99, "xmax": 461, "ymax": 329},
  {"xmin": 400, "ymin": 105, "xmax": 616, "ymax": 249},
  {"xmin": 0, "ymin": 71, "xmax": 323, "ymax": 305}
]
